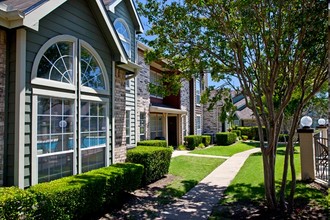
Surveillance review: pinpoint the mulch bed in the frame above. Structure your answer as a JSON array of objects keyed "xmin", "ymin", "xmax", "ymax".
[{"xmin": 97, "ymin": 178, "xmax": 329, "ymax": 220}]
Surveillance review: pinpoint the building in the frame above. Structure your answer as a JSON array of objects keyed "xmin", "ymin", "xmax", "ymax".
[
  {"xmin": 136, "ymin": 43, "xmax": 206, "ymax": 147},
  {"xmin": 0, "ymin": 0, "xmax": 142, "ymax": 188}
]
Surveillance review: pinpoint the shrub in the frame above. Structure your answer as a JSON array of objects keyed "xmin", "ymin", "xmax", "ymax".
[
  {"xmin": 216, "ymin": 132, "xmax": 237, "ymax": 146},
  {"xmin": 0, "ymin": 187, "xmax": 37, "ymax": 219},
  {"xmin": 126, "ymin": 146, "xmax": 173, "ymax": 185},
  {"xmin": 198, "ymin": 143, "xmax": 205, "ymax": 148},
  {"xmin": 236, "ymin": 127, "xmax": 254, "ymax": 139},
  {"xmin": 137, "ymin": 140, "xmax": 168, "ymax": 148},
  {"xmin": 177, "ymin": 144, "xmax": 186, "ymax": 150},
  {"xmin": 242, "ymin": 135, "xmax": 248, "ymax": 141},
  {"xmin": 231, "ymin": 130, "xmax": 241, "ymax": 138},
  {"xmin": 184, "ymin": 135, "xmax": 203, "ymax": 150},
  {"xmin": 29, "ymin": 163, "xmax": 143, "ymax": 219},
  {"xmin": 278, "ymin": 134, "xmax": 289, "ymax": 142},
  {"xmin": 201, "ymin": 135, "xmax": 211, "ymax": 147}
]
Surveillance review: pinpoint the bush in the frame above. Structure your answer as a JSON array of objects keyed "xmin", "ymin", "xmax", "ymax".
[
  {"xmin": 242, "ymin": 135, "xmax": 248, "ymax": 141},
  {"xmin": 28, "ymin": 163, "xmax": 143, "ymax": 219},
  {"xmin": 216, "ymin": 132, "xmax": 237, "ymax": 146},
  {"xmin": 236, "ymin": 127, "xmax": 254, "ymax": 139},
  {"xmin": 137, "ymin": 140, "xmax": 168, "ymax": 148},
  {"xmin": 0, "ymin": 187, "xmax": 37, "ymax": 219},
  {"xmin": 278, "ymin": 134, "xmax": 289, "ymax": 142},
  {"xmin": 201, "ymin": 135, "xmax": 211, "ymax": 147},
  {"xmin": 126, "ymin": 146, "xmax": 173, "ymax": 185},
  {"xmin": 231, "ymin": 130, "xmax": 241, "ymax": 138},
  {"xmin": 184, "ymin": 135, "xmax": 203, "ymax": 150}
]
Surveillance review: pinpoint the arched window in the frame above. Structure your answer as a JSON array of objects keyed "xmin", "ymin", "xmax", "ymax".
[
  {"xmin": 114, "ymin": 18, "xmax": 131, "ymax": 58},
  {"xmin": 32, "ymin": 35, "xmax": 110, "ymax": 184}
]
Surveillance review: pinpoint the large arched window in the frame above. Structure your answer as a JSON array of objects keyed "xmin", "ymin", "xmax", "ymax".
[
  {"xmin": 114, "ymin": 18, "xmax": 131, "ymax": 58},
  {"xmin": 32, "ymin": 35, "xmax": 110, "ymax": 184}
]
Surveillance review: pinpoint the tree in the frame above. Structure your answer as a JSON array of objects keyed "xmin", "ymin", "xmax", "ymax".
[{"xmin": 138, "ymin": 0, "xmax": 328, "ymax": 211}]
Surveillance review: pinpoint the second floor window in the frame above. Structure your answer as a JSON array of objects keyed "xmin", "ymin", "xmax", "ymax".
[
  {"xmin": 114, "ymin": 18, "xmax": 131, "ymax": 59},
  {"xmin": 196, "ymin": 78, "xmax": 201, "ymax": 105},
  {"xmin": 150, "ymin": 71, "xmax": 163, "ymax": 99}
]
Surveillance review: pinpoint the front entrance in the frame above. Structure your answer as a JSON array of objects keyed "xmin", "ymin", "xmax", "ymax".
[{"xmin": 168, "ymin": 116, "xmax": 177, "ymax": 147}]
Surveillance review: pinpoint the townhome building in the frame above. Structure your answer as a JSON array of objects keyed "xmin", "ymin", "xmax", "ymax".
[
  {"xmin": 0, "ymin": 0, "xmax": 142, "ymax": 188},
  {"xmin": 136, "ymin": 42, "xmax": 206, "ymax": 147}
]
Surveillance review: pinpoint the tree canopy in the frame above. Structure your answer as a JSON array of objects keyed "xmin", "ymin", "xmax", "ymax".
[{"xmin": 138, "ymin": 0, "xmax": 328, "ymax": 211}]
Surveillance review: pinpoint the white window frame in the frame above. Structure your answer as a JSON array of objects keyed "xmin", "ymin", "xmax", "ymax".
[
  {"xmin": 196, "ymin": 78, "xmax": 201, "ymax": 105},
  {"xmin": 150, "ymin": 114, "xmax": 163, "ymax": 139},
  {"xmin": 114, "ymin": 18, "xmax": 131, "ymax": 59},
  {"xmin": 31, "ymin": 35, "xmax": 110, "ymax": 185},
  {"xmin": 150, "ymin": 71, "xmax": 163, "ymax": 99},
  {"xmin": 140, "ymin": 112, "xmax": 146, "ymax": 141},
  {"xmin": 196, "ymin": 115, "xmax": 202, "ymax": 135},
  {"xmin": 126, "ymin": 110, "xmax": 131, "ymax": 145}
]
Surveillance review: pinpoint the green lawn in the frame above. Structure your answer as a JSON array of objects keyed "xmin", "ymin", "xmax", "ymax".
[
  {"xmin": 214, "ymin": 145, "xmax": 328, "ymax": 217},
  {"xmin": 158, "ymin": 156, "xmax": 225, "ymax": 203},
  {"xmin": 190, "ymin": 141, "xmax": 259, "ymax": 157}
]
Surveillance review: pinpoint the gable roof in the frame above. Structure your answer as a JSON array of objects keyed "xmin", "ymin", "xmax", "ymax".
[
  {"xmin": 105, "ymin": 0, "xmax": 143, "ymax": 33},
  {"xmin": 0, "ymin": 0, "xmax": 128, "ymax": 63}
]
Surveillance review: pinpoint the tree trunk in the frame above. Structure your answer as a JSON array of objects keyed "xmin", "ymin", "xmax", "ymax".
[{"xmin": 261, "ymin": 141, "xmax": 277, "ymax": 210}]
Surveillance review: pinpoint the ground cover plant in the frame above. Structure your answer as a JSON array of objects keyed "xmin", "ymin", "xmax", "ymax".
[
  {"xmin": 158, "ymin": 156, "xmax": 225, "ymax": 203},
  {"xmin": 210, "ymin": 146, "xmax": 329, "ymax": 219},
  {"xmin": 190, "ymin": 141, "xmax": 258, "ymax": 157}
]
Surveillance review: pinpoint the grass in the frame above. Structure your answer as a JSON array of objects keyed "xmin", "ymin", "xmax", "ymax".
[
  {"xmin": 158, "ymin": 156, "xmax": 225, "ymax": 203},
  {"xmin": 211, "ymin": 145, "xmax": 329, "ymax": 218},
  {"xmin": 190, "ymin": 141, "xmax": 259, "ymax": 157}
]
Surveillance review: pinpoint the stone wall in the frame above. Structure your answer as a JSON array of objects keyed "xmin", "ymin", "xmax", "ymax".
[
  {"xmin": 180, "ymin": 80, "xmax": 190, "ymax": 142},
  {"xmin": 136, "ymin": 49, "xmax": 151, "ymax": 142},
  {"xmin": 114, "ymin": 68, "xmax": 127, "ymax": 163},
  {"xmin": 203, "ymin": 90, "xmax": 223, "ymax": 134},
  {"xmin": 0, "ymin": 29, "xmax": 6, "ymax": 186}
]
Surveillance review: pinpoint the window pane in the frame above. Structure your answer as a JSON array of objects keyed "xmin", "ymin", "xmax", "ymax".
[
  {"xmin": 38, "ymin": 153, "xmax": 73, "ymax": 183},
  {"xmin": 37, "ymin": 42, "xmax": 73, "ymax": 84},
  {"xmin": 81, "ymin": 47, "xmax": 105, "ymax": 90},
  {"xmin": 81, "ymin": 148, "xmax": 105, "ymax": 173}
]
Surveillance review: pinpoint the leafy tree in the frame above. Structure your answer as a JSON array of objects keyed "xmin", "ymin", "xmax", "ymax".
[{"xmin": 138, "ymin": 0, "xmax": 328, "ymax": 211}]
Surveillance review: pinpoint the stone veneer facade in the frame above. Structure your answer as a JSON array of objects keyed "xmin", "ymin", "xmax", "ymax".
[
  {"xmin": 114, "ymin": 68, "xmax": 127, "ymax": 163},
  {"xmin": 136, "ymin": 49, "xmax": 151, "ymax": 142},
  {"xmin": 180, "ymin": 80, "xmax": 190, "ymax": 141},
  {"xmin": 203, "ymin": 90, "xmax": 223, "ymax": 134},
  {"xmin": 0, "ymin": 29, "xmax": 5, "ymax": 186}
]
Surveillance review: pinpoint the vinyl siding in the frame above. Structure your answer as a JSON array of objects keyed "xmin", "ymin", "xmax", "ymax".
[
  {"xmin": 22, "ymin": 0, "xmax": 114, "ymax": 186},
  {"xmin": 108, "ymin": 1, "xmax": 136, "ymax": 62},
  {"xmin": 125, "ymin": 78, "xmax": 136, "ymax": 145}
]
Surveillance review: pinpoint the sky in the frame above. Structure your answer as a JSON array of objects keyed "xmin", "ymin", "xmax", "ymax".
[{"xmin": 135, "ymin": 0, "xmax": 240, "ymax": 89}]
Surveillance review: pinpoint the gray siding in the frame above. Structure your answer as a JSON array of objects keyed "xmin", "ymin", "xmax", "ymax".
[
  {"xmin": 108, "ymin": 1, "xmax": 136, "ymax": 62},
  {"xmin": 125, "ymin": 77, "xmax": 136, "ymax": 145},
  {"xmin": 23, "ymin": 0, "xmax": 114, "ymax": 186}
]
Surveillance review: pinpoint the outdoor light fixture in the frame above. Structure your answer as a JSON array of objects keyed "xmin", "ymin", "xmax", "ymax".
[
  {"xmin": 300, "ymin": 116, "xmax": 313, "ymax": 128},
  {"xmin": 317, "ymin": 118, "xmax": 326, "ymax": 126}
]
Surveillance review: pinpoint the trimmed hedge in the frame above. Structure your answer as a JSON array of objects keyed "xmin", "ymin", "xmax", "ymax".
[
  {"xmin": 137, "ymin": 140, "xmax": 168, "ymax": 148},
  {"xmin": 0, "ymin": 163, "xmax": 143, "ymax": 219},
  {"xmin": 202, "ymin": 135, "xmax": 211, "ymax": 147},
  {"xmin": 184, "ymin": 135, "xmax": 203, "ymax": 150},
  {"xmin": 216, "ymin": 132, "xmax": 237, "ymax": 146},
  {"xmin": 126, "ymin": 146, "xmax": 173, "ymax": 185},
  {"xmin": 236, "ymin": 127, "xmax": 255, "ymax": 139},
  {"xmin": 231, "ymin": 130, "xmax": 241, "ymax": 138},
  {"xmin": 0, "ymin": 187, "xmax": 37, "ymax": 219}
]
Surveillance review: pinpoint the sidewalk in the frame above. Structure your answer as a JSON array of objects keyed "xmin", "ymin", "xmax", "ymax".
[{"xmin": 157, "ymin": 148, "xmax": 261, "ymax": 220}]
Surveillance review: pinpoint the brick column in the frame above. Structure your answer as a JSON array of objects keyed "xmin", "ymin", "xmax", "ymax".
[
  {"xmin": 114, "ymin": 68, "xmax": 127, "ymax": 163},
  {"xmin": 0, "ymin": 29, "xmax": 6, "ymax": 186}
]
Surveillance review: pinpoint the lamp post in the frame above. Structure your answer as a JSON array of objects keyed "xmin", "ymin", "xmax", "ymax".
[{"xmin": 297, "ymin": 116, "xmax": 315, "ymax": 181}]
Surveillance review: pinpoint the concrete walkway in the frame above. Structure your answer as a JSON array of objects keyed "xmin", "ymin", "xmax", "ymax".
[{"xmin": 158, "ymin": 148, "xmax": 261, "ymax": 220}]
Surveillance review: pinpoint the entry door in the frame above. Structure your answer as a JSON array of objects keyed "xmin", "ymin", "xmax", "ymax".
[{"xmin": 168, "ymin": 116, "xmax": 177, "ymax": 147}]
